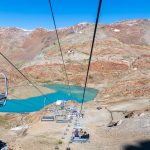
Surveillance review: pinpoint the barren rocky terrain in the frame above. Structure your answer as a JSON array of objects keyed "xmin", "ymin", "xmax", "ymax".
[
  {"xmin": 0, "ymin": 19, "xmax": 150, "ymax": 150},
  {"xmin": 0, "ymin": 19, "xmax": 150, "ymax": 102}
]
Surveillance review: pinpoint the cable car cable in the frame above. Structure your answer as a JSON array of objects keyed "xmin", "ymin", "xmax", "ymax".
[
  {"xmin": 0, "ymin": 52, "xmax": 49, "ymax": 101},
  {"xmin": 48, "ymin": 0, "xmax": 71, "ymax": 96},
  {"xmin": 80, "ymin": 0, "xmax": 103, "ymax": 112}
]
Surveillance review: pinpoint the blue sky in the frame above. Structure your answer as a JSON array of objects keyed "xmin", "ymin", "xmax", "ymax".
[{"xmin": 0, "ymin": 0, "xmax": 149, "ymax": 29}]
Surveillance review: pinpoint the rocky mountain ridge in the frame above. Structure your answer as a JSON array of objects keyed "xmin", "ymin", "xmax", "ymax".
[{"xmin": 0, "ymin": 19, "xmax": 150, "ymax": 103}]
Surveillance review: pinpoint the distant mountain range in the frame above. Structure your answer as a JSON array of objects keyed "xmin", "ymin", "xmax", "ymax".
[{"xmin": 0, "ymin": 19, "xmax": 150, "ymax": 103}]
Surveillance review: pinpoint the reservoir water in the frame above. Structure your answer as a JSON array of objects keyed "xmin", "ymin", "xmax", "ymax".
[{"xmin": 0, "ymin": 84, "xmax": 98, "ymax": 113}]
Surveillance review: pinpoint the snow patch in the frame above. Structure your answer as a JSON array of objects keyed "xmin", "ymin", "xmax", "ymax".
[
  {"xmin": 113, "ymin": 29, "xmax": 120, "ymax": 32},
  {"xmin": 11, "ymin": 125, "xmax": 29, "ymax": 131},
  {"xmin": 127, "ymin": 24, "xmax": 134, "ymax": 26},
  {"xmin": 57, "ymin": 27, "xmax": 70, "ymax": 31},
  {"xmin": 77, "ymin": 22, "xmax": 89, "ymax": 26},
  {"xmin": 17, "ymin": 28, "xmax": 33, "ymax": 32},
  {"xmin": 133, "ymin": 68, "xmax": 137, "ymax": 71},
  {"xmin": 117, "ymin": 119, "xmax": 123, "ymax": 126},
  {"xmin": 127, "ymin": 23, "xmax": 138, "ymax": 26},
  {"xmin": 140, "ymin": 113, "xmax": 145, "ymax": 117}
]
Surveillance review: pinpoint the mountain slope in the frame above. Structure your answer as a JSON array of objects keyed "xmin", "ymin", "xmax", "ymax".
[{"xmin": 0, "ymin": 19, "xmax": 150, "ymax": 103}]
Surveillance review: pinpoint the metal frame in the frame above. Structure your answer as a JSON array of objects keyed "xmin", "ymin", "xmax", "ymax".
[
  {"xmin": 0, "ymin": 73, "xmax": 8, "ymax": 107},
  {"xmin": 55, "ymin": 114, "xmax": 68, "ymax": 123},
  {"xmin": 41, "ymin": 115, "xmax": 55, "ymax": 121},
  {"xmin": 70, "ymin": 137, "xmax": 90, "ymax": 143}
]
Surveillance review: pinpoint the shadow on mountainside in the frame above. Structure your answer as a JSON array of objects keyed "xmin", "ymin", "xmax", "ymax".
[{"xmin": 123, "ymin": 140, "xmax": 150, "ymax": 150}]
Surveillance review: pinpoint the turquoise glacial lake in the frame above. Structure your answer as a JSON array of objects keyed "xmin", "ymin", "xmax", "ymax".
[{"xmin": 0, "ymin": 84, "xmax": 98, "ymax": 113}]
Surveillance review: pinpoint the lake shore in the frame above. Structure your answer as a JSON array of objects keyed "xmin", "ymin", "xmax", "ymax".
[
  {"xmin": 0, "ymin": 84, "xmax": 97, "ymax": 113},
  {"xmin": 8, "ymin": 85, "xmax": 55, "ymax": 99}
]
